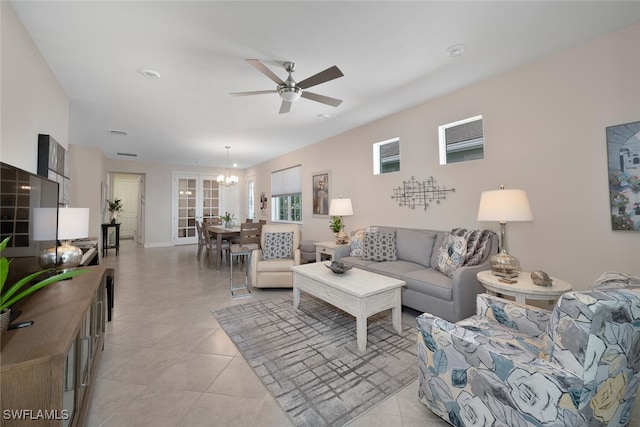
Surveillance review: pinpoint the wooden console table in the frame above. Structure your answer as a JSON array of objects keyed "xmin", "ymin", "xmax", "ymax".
[
  {"xmin": 0, "ymin": 265, "xmax": 107, "ymax": 427},
  {"xmin": 101, "ymin": 223, "xmax": 120, "ymax": 256}
]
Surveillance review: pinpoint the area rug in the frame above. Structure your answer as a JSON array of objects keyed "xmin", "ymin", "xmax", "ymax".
[{"xmin": 211, "ymin": 295, "xmax": 417, "ymax": 427}]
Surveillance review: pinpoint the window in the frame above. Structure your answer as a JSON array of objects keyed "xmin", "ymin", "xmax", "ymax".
[
  {"xmin": 247, "ymin": 178, "xmax": 255, "ymax": 220},
  {"xmin": 373, "ymin": 138, "xmax": 400, "ymax": 174},
  {"xmin": 439, "ymin": 115, "xmax": 484, "ymax": 164},
  {"xmin": 271, "ymin": 165, "xmax": 302, "ymax": 223}
]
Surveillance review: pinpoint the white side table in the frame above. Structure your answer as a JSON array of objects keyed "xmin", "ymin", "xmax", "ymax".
[
  {"xmin": 315, "ymin": 241, "xmax": 349, "ymax": 262},
  {"xmin": 477, "ymin": 270, "xmax": 572, "ymax": 305}
]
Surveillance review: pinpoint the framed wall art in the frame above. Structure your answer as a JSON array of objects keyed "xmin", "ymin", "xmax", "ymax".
[
  {"xmin": 606, "ymin": 120, "xmax": 640, "ymax": 231},
  {"xmin": 37, "ymin": 134, "xmax": 70, "ymax": 206},
  {"xmin": 311, "ymin": 171, "xmax": 330, "ymax": 217}
]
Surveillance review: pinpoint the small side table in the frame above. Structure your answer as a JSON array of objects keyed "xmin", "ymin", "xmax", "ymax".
[
  {"xmin": 229, "ymin": 246, "xmax": 252, "ymax": 298},
  {"xmin": 101, "ymin": 223, "xmax": 120, "ymax": 256},
  {"xmin": 315, "ymin": 241, "xmax": 349, "ymax": 262},
  {"xmin": 477, "ymin": 270, "xmax": 572, "ymax": 305}
]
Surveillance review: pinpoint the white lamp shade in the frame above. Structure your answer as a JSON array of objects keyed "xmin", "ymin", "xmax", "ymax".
[
  {"xmin": 329, "ymin": 198, "xmax": 353, "ymax": 216},
  {"xmin": 477, "ymin": 189, "xmax": 533, "ymax": 222},
  {"xmin": 58, "ymin": 208, "xmax": 90, "ymax": 240},
  {"xmin": 33, "ymin": 208, "xmax": 58, "ymax": 241}
]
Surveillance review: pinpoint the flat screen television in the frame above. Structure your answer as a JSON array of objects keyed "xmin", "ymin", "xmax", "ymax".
[{"xmin": 0, "ymin": 162, "xmax": 59, "ymax": 285}]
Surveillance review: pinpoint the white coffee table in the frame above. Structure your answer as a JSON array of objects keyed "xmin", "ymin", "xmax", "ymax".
[
  {"xmin": 477, "ymin": 270, "xmax": 572, "ymax": 305},
  {"xmin": 291, "ymin": 262, "xmax": 406, "ymax": 352}
]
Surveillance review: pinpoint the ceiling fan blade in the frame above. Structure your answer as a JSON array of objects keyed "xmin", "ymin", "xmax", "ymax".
[
  {"xmin": 297, "ymin": 66, "xmax": 343, "ymax": 89},
  {"xmin": 301, "ymin": 91, "xmax": 343, "ymax": 107},
  {"xmin": 246, "ymin": 59, "xmax": 285, "ymax": 85},
  {"xmin": 229, "ymin": 90, "xmax": 277, "ymax": 97},
  {"xmin": 279, "ymin": 100, "xmax": 292, "ymax": 114}
]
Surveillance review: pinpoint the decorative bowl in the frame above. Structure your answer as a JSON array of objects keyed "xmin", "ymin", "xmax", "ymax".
[{"xmin": 325, "ymin": 261, "xmax": 353, "ymax": 274}]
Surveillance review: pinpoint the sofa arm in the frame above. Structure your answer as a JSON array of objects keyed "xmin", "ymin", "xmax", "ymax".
[
  {"xmin": 250, "ymin": 249, "xmax": 263, "ymax": 287},
  {"xmin": 476, "ymin": 293, "xmax": 550, "ymax": 337},
  {"xmin": 449, "ymin": 263, "xmax": 490, "ymax": 321},
  {"xmin": 333, "ymin": 245, "xmax": 351, "ymax": 260}
]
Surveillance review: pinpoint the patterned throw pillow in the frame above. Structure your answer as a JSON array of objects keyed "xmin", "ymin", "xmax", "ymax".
[
  {"xmin": 362, "ymin": 232, "xmax": 397, "ymax": 262},
  {"xmin": 262, "ymin": 232, "xmax": 294, "ymax": 260},
  {"xmin": 350, "ymin": 229, "xmax": 366, "ymax": 256},
  {"xmin": 434, "ymin": 233, "xmax": 468, "ymax": 277}
]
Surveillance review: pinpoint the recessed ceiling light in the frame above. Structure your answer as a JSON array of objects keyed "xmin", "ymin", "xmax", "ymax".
[
  {"xmin": 139, "ymin": 69, "xmax": 161, "ymax": 79},
  {"xmin": 446, "ymin": 44, "xmax": 466, "ymax": 57},
  {"xmin": 317, "ymin": 113, "xmax": 330, "ymax": 119}
]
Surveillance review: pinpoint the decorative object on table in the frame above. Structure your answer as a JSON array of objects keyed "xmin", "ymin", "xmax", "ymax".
[
  {"xmin": 329, "ymin": 197, "xmax": 353, "ymax": 244},
  {"xmin": 212, "ymin": 294, "xmax": 416, "ymax": 427},
  {"xmin": 0, "ymin": 236, "xmax": 86, "ymax": 336},
  {"xmin": 217, "ymin": 145, "xmax": 238, "ymax": 186},
  {"xmin": 390, "ymin": 176, "xmax": 455, "ymax": 210},
  {"xmin": 37, "ymin": 133, "xmax": 70, "ymax": 205},
  {"xmin": 531, "ymin": 270, "xmax": 553, "ymax": 287},
  {"xmin": 33, "ymin": 207, "xmax": 90, "ymax": 272},
  {"xmin": 606, "ymin": 120, "xmax": 640, "ymax": 231},
  {"xmin": 107, "ymin": 198, "xmax": 123, "ymax": 224},
  {"xmin": 221, "ymin": 211, "xmax": 235, "ymax": 228},
  {"xmin": 312, "ymin": 170, "xmax": 330, "ymax": 217},
  {"xmin": 325, "ymin": 260, "xmax": 352, "ymax": 274},
  {"xmin": 477, "ymin": 184, "xmax": 534, "ymax": 278}
]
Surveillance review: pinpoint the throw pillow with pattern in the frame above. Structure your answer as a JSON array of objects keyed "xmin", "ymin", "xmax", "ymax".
[
  {"xmin": 262, "ymin": 231, "xmax": 294, "ymax": 260},
  {"xmin": 435, "ymin": 233, "xmax": 467, "ymax": 277},
  {"xmin": 362, "ymin": 232, "xmax": 397, "ymax": 262}
]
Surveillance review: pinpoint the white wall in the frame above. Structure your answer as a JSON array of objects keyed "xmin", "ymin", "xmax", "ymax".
[
  {"xmin": 246, "ymin": 22, "xmax": 640, "ymax": 289},
  {"xmin": 69, "ymin": 145, "xmax": 106, "ymax": 240},
  {"xmin": 106, "ymin": 158, "xmax": 243, "ymax": 247},
  {"xmin": 0, "ymin": 1, "xmax": 69, "ymax": 171}
]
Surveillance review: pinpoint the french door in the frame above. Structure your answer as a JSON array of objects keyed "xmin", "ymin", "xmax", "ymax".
[{"xmin": 173, "ymin": 173, "xmax": 220, "ymax": 245}]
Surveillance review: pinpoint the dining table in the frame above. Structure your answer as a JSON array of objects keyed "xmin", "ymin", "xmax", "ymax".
[{"xmin": 207, "ymin": 224, "xmax": 241, "ymax": 269}]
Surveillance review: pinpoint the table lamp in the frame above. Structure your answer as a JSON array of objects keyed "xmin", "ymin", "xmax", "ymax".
[
  {"xmin": 34, "ymin": 207, "xmax": 90, "ymax": 272},
  {"xmin": 477, "ymin": 185, "xmax": 533, "ymax": 278},
  {"xmin": 329, "ymin": 198, "xmax": 353, "ymax": 244}
]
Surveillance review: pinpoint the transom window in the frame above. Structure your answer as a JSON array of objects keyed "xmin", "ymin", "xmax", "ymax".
[
  {"xmin": 439, "ymin": 115, "xmax": 484, "ymax": 164},
  {"xmin": 373, "ymin": 138, "xmax": 400, "ymax": 175}
]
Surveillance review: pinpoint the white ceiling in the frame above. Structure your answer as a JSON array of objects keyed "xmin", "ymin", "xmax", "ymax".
[{"xmin": 11, "ymin": 1, "xmax": 640, "ymax": 169}]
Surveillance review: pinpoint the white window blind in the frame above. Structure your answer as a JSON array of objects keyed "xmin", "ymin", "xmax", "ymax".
[{"xmin": 271, "ymin": 165, "xmax": 302, "ymax": 196}]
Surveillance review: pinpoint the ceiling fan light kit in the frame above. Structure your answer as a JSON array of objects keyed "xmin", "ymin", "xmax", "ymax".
[{"xmin": 230, "ymin": 59, "xmax": 344, "ymax": 114}]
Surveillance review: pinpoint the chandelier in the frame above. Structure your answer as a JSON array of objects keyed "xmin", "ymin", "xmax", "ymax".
[{"xmin": 217, "ymin": 146, "xmax": 238, "ymax": 186}]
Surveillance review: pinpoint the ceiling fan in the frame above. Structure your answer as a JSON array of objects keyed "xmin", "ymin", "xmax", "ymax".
[{"xmin": 230, "ymin": 59, "xmax": 344, "ymax": 114}]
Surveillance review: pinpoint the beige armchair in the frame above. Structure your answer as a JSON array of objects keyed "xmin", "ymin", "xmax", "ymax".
[{"xmin": 250, "ymin": 224, "xmax": 300, "ymax": 288}]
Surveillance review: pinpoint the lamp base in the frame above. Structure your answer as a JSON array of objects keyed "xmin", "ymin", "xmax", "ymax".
[
  {"xmin": 39, "ymin": 242, "xmax": 83, "ymax": 273},
  {"xmin": 334, "ymin": 229, "xmax": 349, "ymax": 245},
  {"xmin": 490, "ymin": 250, "xmax": 521, "ymax": 279}
]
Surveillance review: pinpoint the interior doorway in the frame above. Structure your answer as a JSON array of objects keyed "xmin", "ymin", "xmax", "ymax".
[{"xmin": 111, "ymin": 173, "xmax": 145, "ymax": 245}]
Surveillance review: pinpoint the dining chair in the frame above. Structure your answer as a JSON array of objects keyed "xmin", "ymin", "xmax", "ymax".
[
  {"xmin": 202, "ymin": 222, "xmax": 229, "ymax": 266},
  {"xmin": 195, "ymin": 220, "xmax": 205, "ymax": 260},
  {"xmin": 230, "ymin": 222, "xmax": 262, "ymax": 268}
]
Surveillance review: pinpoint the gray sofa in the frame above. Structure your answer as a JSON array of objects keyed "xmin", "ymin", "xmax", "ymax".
[{"xmin": 334, "ymin": 226, "xmax": 498, "ymax": 322}]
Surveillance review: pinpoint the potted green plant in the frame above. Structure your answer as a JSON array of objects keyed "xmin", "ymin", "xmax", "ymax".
[
  {"xmin": 107, "ymin": 198, "xmax": 123, "ymax": 224},
  {"xmin": 0, "ymin": 236, "xmax": 86, "ymax": 336},
  {"xmin": 329, "ymin": 216, "xmax": 343, "ymax": 234}
]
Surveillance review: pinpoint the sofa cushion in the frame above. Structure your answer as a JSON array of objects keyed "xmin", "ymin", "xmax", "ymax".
[
  {"xmin": 362, "ymin": 232, "xmax": 397, "ymax": 261},
  {"xmin": 262, "ymin": 231, "xmax": 294, "ymax": 259},
  {"xmin": 366, "ymin": 260, "xmax": 425, "ymax": 278},
  {"xmin": 452, "ymin": 228, "xmax": 497, "ymax": 266},
  {"xmin": 434, "ymin": 233, "xmax": 467, "ymax": 277},
  {"xmin": 349, "ymin": 227, "xmax": 377, "ymax": 256},
  {"xmin": 395, "ymin": 228, "xmax": 437, "ymax": 268},
  {"xmin": 403, "ymin": 268, "xmax": 454, "ymax": 301}
]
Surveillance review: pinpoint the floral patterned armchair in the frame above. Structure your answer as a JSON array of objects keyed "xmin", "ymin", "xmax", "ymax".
[{"xmin": 417, "ymin": 273, "xmax": 640, "ymax": 426}]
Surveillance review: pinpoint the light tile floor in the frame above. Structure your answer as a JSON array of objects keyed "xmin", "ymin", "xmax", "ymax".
[{"xmin": 88, "ymin": 240, "xmax": 639, "ymax": 427}]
